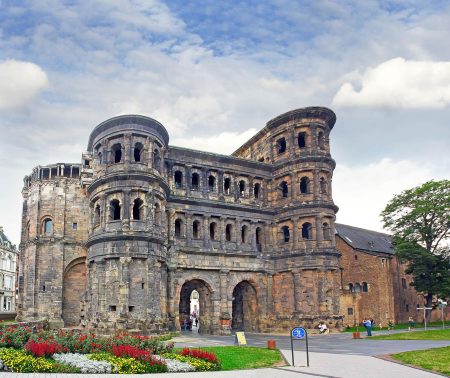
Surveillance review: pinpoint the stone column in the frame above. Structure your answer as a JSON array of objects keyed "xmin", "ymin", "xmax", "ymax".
[
  {"xmin": 290, "ymin": 125, "xmax": 296, "ymax": 157},
  {"xmin": 220, "ymin": 216, "xmax": 226, "ymax": 249},
  {"xmin": 203, "ymin": 216, "xmax": 210, "ymax": 247},
  {"xmin": 202, "ymin": 168, "xmax": 208, "ymax": 197},
  {"xmin": 167, "ymin": 267, "xmax": 177, "ymax": 331},
  {"xmin": 217, "ymin": 170, "xmax": 224, "ymax": 195},
  {"xmin": 250, "ymin": 221, "xmax": 257, "ymax": 250},
  {"xmin": 236, "ymin": 218, "xmax": 242, "ymax": 246},
  {"xmin": 313, "ymin": 169, "xmax": 319, "ymax": 201},
  {"xmin": 124, "ymin": 133, "xmax": 132, "ymax": 164},
  {"xmin": 219, "ymin": 270, "xmax": 231, "ymax": 334},
  {"xmin": 185, "ymin": 165, "xmax": 192, "ymax": 196},
  {"xmin": 248, "ymin": 176, "xmax": 254, "ymax": 199},
  {"xmin": 186, "ymin": 213, "xmax": 192, "ymax": 244},
  {"xmin": 122, "ymin": 190, "xmax": 130, "ymax": 231},
  {"xmin": 290, "ymin": 173, "xmax": 295, "ymax": 199},
  {"xmin": 292, "ymin": 218, "xmax": 298, "ymax": 248},
  {"xmin": 147, "ymin": 139, "xmax": 154, "ymax": 169},
  {"xmin": 315, "ymin": 215, "xmax": 322, "ymax": 247},
  {"xmin": 168, "ymin": 209, "xmax": 176, "ymax": 243}
]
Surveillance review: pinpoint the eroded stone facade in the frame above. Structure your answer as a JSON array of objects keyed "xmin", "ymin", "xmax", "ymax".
[{"xmin": 17, "ymin": 107, "xmax": 343, "ymax": 334}]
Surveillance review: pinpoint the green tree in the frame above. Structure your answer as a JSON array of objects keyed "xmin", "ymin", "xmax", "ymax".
[{"xmin": 381, "ymin": 180, "xmax": 450, "ymax": 320}]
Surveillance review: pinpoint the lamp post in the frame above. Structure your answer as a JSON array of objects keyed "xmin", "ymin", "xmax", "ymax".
[{"xmin": 438, "ymin": 299, "xmax": 448, "ymax": 329}]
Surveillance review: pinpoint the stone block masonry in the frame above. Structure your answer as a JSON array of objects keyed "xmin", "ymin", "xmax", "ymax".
[{"xmin": 17, "ymin": 107, "xmax": 343, "ymax": 334}]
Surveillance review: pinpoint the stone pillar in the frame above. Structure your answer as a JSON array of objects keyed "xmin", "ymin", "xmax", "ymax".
[
  {"xmin": 236, "ymin": 218, "xmax": 242, "ymax": 247},
  {"xmin": 290, "ymin": 125, "xmax": 296, "ymax": 157},
  {"xmin": 119, "ymin": 257, "xmax": 131, "ymax": 315},
  {"xmin": 124, "ymin": 133, "xmax": 132, "ymax": 164},
  {"xmin": 248, "ymin": 176, "xmax": 254, "ymax": 199},
  {"xmin": 167, "ymin": 267, "xmax": 177, "ymax": 331},
  {"xmin": 250, "ymin": 221, "xmax": 257, "ymax": 250},
  {"xmin": 220, "ymin": 217, "xmax": 225, "ymax": 249},
  {"xmin": 202, "ymin": 168, "xmax": 208, "ymax": 197},
  {"xmin": 292, "ymin": 218, "xmax": 298, "ymax": 248},
  {"xmin": 168, "ymin": 209, "xmax": 176, "ymax": 243},
  {"xmin": 219, "ymin": 270, "xmax": 231, "ymax": 334},
  {"xmin": 122, "ymin": 190, "xmax": 130, "ymax": 231},
  {"xmin": 217, "ymin": 170, "xmax": 224, "ymax": 195},
  {"xmin": 203, "ymin": 216, "xmax": 210, "ymax": 247},
  {"xmin": 290, "ymin": 173, "xmax": 295, "ymax": 199},
  {"xmin": 147, "ymin": 139, "xmax": 154, "ymax": 169},
  {"xmin": 186, "ymin": 213, "xmax": 192, "ymax": 244},
  {"xmin": 315, "ymin": 215, "xmax": 322, "ymax": 247},
  {"xmin": 313, "ymin": 169, "xmax": 319, "ymax": 201},
  {"xmin": 185, "ymin": 165, "xmax": 192, "ymax": 196}
]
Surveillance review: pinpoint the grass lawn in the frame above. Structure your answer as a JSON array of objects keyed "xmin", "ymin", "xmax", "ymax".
[
  {"xmin": 185, "ymin": 346, "xmax": 285, "ymax": 370},
  {"xmin": 344, "ymin": 320, "xmax": 450, "ymax": 333},
  {"xmin": 391, "ymin": 346, "xmax": 450, "ymax": 376},
  {"xmin": 370, "ymin": 328, "xmax": 450, "ymax": 340}
]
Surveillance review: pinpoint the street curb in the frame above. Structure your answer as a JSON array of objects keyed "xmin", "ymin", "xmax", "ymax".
[{"xmin": 375, "ymin": 354, "xmax": 448, "ymax": 377}]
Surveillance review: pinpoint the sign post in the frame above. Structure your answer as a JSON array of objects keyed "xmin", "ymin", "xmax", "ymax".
[
  {"xmin": 438, "ymin": 300, "xmax": 448, "ymax": 329},
  {"xmin": 290, "ymin": 327, "xmax": 309, "ymax": 367},
  {"xmin": 417, "ymin": 307, "xmax": 433, "ymax": 329}
]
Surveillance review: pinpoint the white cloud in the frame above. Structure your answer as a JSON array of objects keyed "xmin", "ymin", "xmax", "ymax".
[
  {"xmin": 0, "ymin": 60, "xmax": 48, "ymax": 110},
  {"xmin": 332, "ymin": 58, "xmax": 450, "ymax": 109},
  {"xmin": 172, "ymin": 128, "xmax": 258, "ymax": 155},
  {"xmin": 333, "ymin": 158, "xmax": 444, "ymax": 233}
]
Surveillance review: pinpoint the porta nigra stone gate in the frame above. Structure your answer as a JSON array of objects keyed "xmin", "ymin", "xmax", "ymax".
[{"xmin": 17, "ymin": 106, "xmax": 342, "ymax": 334}]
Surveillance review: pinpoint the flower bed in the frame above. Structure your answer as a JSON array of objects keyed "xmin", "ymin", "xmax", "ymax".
[{"xmin": 0, "ymin": 323, "xmax": 221, "ymax": 374}]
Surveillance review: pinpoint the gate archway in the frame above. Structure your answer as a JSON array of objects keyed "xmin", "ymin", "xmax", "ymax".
[
  {"xmin": 62, "ymin": 261, "xmax": 86, "ymax": 326},
  {"xmin": 179, "ymin": 279, "xmax": 213, "ymax": 334},
  {"xmin": 232, "ymin": 280, "xmax": 258, "ymax": 331}
]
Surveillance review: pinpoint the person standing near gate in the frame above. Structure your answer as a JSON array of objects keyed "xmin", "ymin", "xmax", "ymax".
[{"xmin": 363, "ymin": 318, "xmax": 372, "ymax": 336}]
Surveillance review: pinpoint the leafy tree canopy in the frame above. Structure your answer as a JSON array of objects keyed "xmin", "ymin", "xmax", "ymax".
[{"xmin": 381, "ymin": 180, "xmax": 450, "ymax": 303}]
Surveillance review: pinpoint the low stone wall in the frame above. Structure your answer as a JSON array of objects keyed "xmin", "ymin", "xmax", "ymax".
[{"xmin": 0, "ymin": 312, "xmax": 16, "ymax": 321}]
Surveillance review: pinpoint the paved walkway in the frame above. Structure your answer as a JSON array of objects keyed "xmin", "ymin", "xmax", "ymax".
[{"xmin": 0, "ymin": 330, "xmax": 448, "ymax": 377}]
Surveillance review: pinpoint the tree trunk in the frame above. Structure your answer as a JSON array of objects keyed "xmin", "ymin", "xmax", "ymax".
[{"xmin": 425, "ymin": 293, "xmax": 433, "ymax": 323}]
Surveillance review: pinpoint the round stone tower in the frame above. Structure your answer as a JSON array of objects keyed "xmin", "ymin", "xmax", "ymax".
[
  {"xmin": 233, "ymin": 107, "xmax": 341, "ymax": 328},
  {"xmin": 83, "ymin": 115, "xmax": 170, "ymax": 333}
]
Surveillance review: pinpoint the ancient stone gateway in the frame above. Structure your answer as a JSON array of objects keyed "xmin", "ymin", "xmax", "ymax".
[{"xmin": 17, "ymin": 107, "xmax": 343, "ymax": 334}]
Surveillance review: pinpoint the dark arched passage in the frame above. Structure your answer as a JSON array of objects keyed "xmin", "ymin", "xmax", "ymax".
[{"xmin": 232, "ymin": 281, "xmax": 258, "ymax": 332}]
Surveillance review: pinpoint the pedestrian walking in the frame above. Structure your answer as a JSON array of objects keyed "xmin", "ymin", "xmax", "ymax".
[{"xmin": 408, "ymin": 316, "xmax": 415, "ymax": 331}]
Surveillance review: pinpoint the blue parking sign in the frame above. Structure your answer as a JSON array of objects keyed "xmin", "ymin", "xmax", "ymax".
[{"xmin": 292, "ymin": 327, "xmax": 306, "ymax": 339}]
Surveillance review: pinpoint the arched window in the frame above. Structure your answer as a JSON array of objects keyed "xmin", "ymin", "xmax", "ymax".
[
  {"xmin": 111, "ymin": 143, "xmax": 122, "ymax": 164},
  {"xmin": 154, "ymin": 203, "xmax": 161, "ymax": 225},
  {"xmin": 354, "ymin": 283, "xmax": 361, "ymax": 293},
  {"xmin": 301, "ymin": 222, "xmax": 312, "ymax": 239},
  {"xmin": 192, "ymin": 173, "xmax": 200, "ymax": 190},
  {"xmin": 318, "ymin": 131, "xmax": 325, "ymax": 149},
  {"xmin": 175, "ymin": 219, "xmax": 182, "ymax": 238},
  {"xmin": 348, "ymin": 283, "xmax": 354, "ymax": 292},
  {"xmin": 280, "ymin": 181, "xmax": 288, "ymax": 198},
  {"xmin": 362, "ymin": 282, "xmax": 368, "ymax": 292},
  {"xmin": 282, "ymin": 226, "xmax": 290, "ymax": 243},
  {"xmin": 134, "ymin": 142, "xmax": 143, "ymax": 162},
  {"xmin": 322, "ymin": 222, "xmax": 331, "ymax": 240},
  {"xmin": 43, "ymin": 218, "xmax": 53, "ymax": 236},
  {"xmin": 208, "ymin": 175, "xmax": 216, "ymax": 192},
  {"xmin": 110, "ymin": 200, "xmax": 121, "ymax": 220},
  {"xmin": 254, "ymin": 183, "xmax": 261, "ymax": 199},
  {"xmin": 94, "ymin": 204, "xmax": 101, "ymax": 226},
  {"xmin": 226, "ymin": 224, "xmax": 232, "ymax": 241},
  {"xmin": 239, "ymin": 180, "xmax": 246, "ymax": 196},
  {"xmin": 241, "ymin": 225, "xmax": 248, "ymax": 243},
  {"xmin": 193, "ymin": 220, "xmax": 200, "ymax": 239},
  {"xmin": 298, "ymin": 132, "xmax": 306, "ymax": 148},
  {"xmin": 224, "ymin": 178, "xmax": 231, "ymax": 194},
  {"xmin": 174, "ymin": 171, "xmax": 183, "ymax": 188},
  {"xmin": 256, "ymin": 227, "xmax": 262, "ymax": 246},
  {"xmin": 153, "ymin": 149, "xmax": 161, "ymax": 171},
  {"xmin": 300, "ymin": 177, "xmax": 309, "ymax": 194},
  {"xmin": 209, "ymin": 222, "xmax": 217, "ymax": 240},
  {"xmin": 277, "ymin": 137, "xmax": 286, "ymax": 154},
  {"xmin": 320, "ymin": 177, "xmax": 327, "ymax": 194},
  {"xmin": 132, "ymin": 198, "xmax": 143, "ymax": 220}
]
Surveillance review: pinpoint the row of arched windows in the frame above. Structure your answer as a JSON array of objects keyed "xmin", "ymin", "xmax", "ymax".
[
  {"xmin": 275, "ymin": 130, "xmax": 327, "ymax": 156},
  {"xmin": 279, "ymin": 177, "xmax": 328, "ymax": 198},
  {"xmin": 280, "ymin": 222, "xmax": 332, "ymax": 242},
  {"xmin": 94, "ymin": 141, "xmax": 161, "ymax": 171},
  {"xmin": 348, "ymin": 282, "xmax": 369, "ymax": 293},
  {"xmin": 174, "ymin": 218, "xmax": 263, "ymax": 245},
  {"xmin": 93, "ymin": 199, "xmax": 162, "ymax": 226},
  {"xmin": 174, "ymin": 171, "xmax": 263, "ymax": 199}
]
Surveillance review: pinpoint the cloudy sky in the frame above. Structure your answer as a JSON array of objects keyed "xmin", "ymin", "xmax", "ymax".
[{"xmin": 1, "ymin": 0, "xmax": 449, "ymax": 245}]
